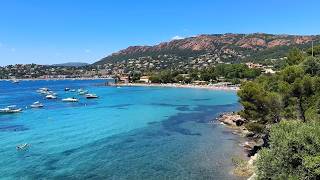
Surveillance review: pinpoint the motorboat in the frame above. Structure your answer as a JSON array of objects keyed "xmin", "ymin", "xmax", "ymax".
[
  {"xmin": 85, "ymin": 94, "xmax": 98, "ymax": 99},
  {"xmin": 78, "ymin": 90, "xmax": 88, "ymax": 95},
  {"xmin": 12, "ymin": 79, "xmax": 20, "ymax": 84},
  {"xmin": 46, "ymin": 94, "xmax": 57, "ymax": 99},
  {"xmin": 47, "ymin": 91, "xmax": 57, "ymax": 95},
  {"xmin": 62, "ymin": 97, "xmax": 79, "ymax": 102},
  {"xmin": 38, "ymin": 88, "xmax": 49, "ymax": 91},
  {"xmin": 16, "ymin": 143, "xmax": 29, "ymax": 151},
  {"xmin": 30, "ymin": 101, "xmax": 44, "ymax": 108},
  {"xmin": 65, "ymin": 88, "xmax": 70, "ymax": 91},
  {"xmin": 37, "ymin": 88, "xmax": 50, "ymax": 94},
  {"xmin": 70, "ymin": 89, "xmax": 76, "ymax": 92},
  {"xmin": 0, "ymin": 105, "xmax": 22, "ymax": 113}
]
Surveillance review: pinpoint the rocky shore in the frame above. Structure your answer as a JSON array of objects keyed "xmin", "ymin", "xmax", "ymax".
[{"xmin": 217, "ymin": 113, "xmax": 266, "ymax": 179}]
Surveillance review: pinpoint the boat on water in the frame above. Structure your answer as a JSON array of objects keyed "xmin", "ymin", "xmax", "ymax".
[
  {"xmin": 38, "ymin": 88, "xmax": 49, "ymax": 91},
  {"xmin": 16, "ymin": 143, "xmax": 29, "ymax": 151},
  {"xmin": 0, "ymin": 105, "xmax": 22, "ymax": 113},
  {"xmin": 78, "ymin": 90, "xmax": 88, "ymax": 95},
  {"xmin": 46, "ymin": 94, "xmax": 57, "ymax": 99},
  {"xmin": 37, "ymin": 88, "xmax": 50, "ymax": 94},
  {"xmin": 11, "ymin": 79, "xmax": 20, "ymax": 84},
  {"xmin": 65, "ymin": 88, "xmax": 70, "ymax": 91},
  {"xmin": 30, "ymin": 101, "xmax": 44, "ymax": 108},
  {"xmin": 70, "ymin": 89, "xmax": 76, "ymax": 92},
  {"xmin": 85, "ymin": 94, "xmax": 98, "ymax": 99},
  {"xmin": 47, "ymin": 91, "xmax": 57, "ymax": 95},
  {"xmin": 62, "ymin": 97, "xmax": 79, "ymax": 102}
]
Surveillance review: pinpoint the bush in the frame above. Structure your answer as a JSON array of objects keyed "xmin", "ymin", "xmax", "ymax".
[
  {"xmin": 244, "ymin": 122, "xmax": 265, "ymax": 133},
  {"xmin": 256, "ymin": 120, "xmax": 320, "ymax": 179}
]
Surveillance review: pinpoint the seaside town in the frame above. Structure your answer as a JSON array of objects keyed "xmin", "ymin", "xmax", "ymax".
[
  {"xmin": 2, "ymin": 0, "xmax": 320, "ymax": 179},
  {"xmin": 0, "ymin": 60, "xmax": 276, "ymax": 87}
]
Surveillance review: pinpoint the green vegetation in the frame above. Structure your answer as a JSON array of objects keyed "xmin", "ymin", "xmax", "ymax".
[
  {"xmin": 307, "ymin": 45, "xmax": 320, "ymax": 57},
  {"xmin": 256, "ymin": 121, "xmax": 320, "ymax": 179},
  {"xmin": 148, "ymin": 64, "xmax": 261, "ymax": 84},
  {"xmin": 238, "ymin": 47, "xmax": 320, "ymax": 179}
]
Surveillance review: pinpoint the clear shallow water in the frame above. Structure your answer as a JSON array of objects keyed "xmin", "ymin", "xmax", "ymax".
[{"xmin": 0, "ymin": 80, "xmax": 244, "ymax": 180}]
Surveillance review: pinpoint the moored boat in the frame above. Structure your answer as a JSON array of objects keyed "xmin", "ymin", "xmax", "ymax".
[
  {"xmin": 62, "ymin": 97, "xmax": 79, "ymax": 102},
  {"xmin": 78, "ymin": 90, "xmax": 88, "ymax": 95},
  {"xmin": 37, "ymin": 88, "xmax": 50, "ymax": 94},
  {"xmin": 0, "ymin": 105, "xmax": 22, "ymax": 113},
  {"xmin": 12, "ymin": 79, "xmax": 20, "ymax": 84},
  {"xmin": 46, "ymin": 94, "xmax": 57, "ymax": 99},
  {"xmin": 85, "ymin": 94, "xmax": 98, "ymax": 99},
  {"xmin": 30, "ymin": 101, "xmax": 44, "ymax": 108}
]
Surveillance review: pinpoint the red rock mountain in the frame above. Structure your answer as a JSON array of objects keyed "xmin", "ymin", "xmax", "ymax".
[{"xmin": 95, "ymin": 33, "xmax": 319, "ymax": 65}]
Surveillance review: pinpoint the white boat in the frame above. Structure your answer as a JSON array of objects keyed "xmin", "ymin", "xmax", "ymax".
[
  {"xmin": 62, "ymin": 97, "xmax": 79, "ymax": 102},
  {"xmin": 70, "ymin": 89, "xmax": 76, "ymax": 92},
  {"xmin": 38, "ymin": 88, "xmax": 49, "ymax": 91},
  {"xmin": 85, "ymin": 94, "xmax": 98, "ymax": 99},
  {"xmin": 46, "ymin": 94, "xmax": 57, "ymax": 99},
  {"xmin": 30, "ymin": 101, "xmax": 44, "ymax": 108},
  {"xmin": 12, "ymin": 79, "xmax": 20, "ymax": 84},
  {"xmin": 37, "ymin": 88, "xmax": 50, "ymax": 94},
  {"xmin": 47, "ymin": 91, "xmax": 57, "ymax": 95},
  {"xmin": 0, "ymin": 105, "xmax": 22, "ymax": 113},
  {"xmin": 78, "ymin": 90, "xmax": 88, "ymax": 95},
  {"xmin": 65, "ymin": 88, "xmax": 70, "ymax": 91},
  {"xmin": 16, "ymin": 143, "xmax": 29, "ymax": 151}
]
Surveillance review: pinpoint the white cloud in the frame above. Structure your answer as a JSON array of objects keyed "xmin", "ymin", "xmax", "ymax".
[
  {"xmin": 171, "ymin": 35, "xmax": 185, "ymax": 40},
  {"xmin": 84, "ymin": 49, "xmax": 91, "ymax": 53}
]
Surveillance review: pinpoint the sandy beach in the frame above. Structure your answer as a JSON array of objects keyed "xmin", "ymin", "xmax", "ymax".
[{"xmin": 114, "ymin": 83, "xmax": 240, "ymax": 91}]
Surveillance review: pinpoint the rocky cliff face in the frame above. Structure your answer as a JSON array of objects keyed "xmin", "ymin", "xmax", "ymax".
[{"xmin": 95, "ymin": 33, "xmax": 319, "ymax": 65}]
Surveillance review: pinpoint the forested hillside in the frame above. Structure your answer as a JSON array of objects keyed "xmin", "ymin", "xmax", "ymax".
[{"xmin": 238, "ymin": 46, "xmax": 320, "ymax": 179}]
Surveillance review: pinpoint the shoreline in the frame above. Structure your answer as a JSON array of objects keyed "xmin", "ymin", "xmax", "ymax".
[
  {"xmin": 217, "ymin": 112, "xmax": 260, "ymax": 179},
  {"xmin": 113, "ymin": 83, "xmax": 240, "ymax": 91}
]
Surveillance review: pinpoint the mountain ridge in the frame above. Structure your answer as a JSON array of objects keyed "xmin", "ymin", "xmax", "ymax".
[{"xmin": 94, "ymin": 33, "xmax": 319, "ymax": 66}]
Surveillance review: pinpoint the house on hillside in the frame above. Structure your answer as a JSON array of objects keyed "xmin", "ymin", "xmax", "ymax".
[
  {"xmin": 138, "ymin": 76, "xmax": 150, "ymax": 83},
  {"xmin": 262, "ymin": 68, "xmax": 276, "ymax": 74},
  {"xmin": 119, "ymin": 76, "xmax": 129, "ymax": 83},
  {"xmin": 245, "ymin": 62, "xmax": 263, "ymax": 69}
]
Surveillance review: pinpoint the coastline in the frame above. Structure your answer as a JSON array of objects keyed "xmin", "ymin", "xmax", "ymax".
[
  {"xmin": 113, "ymin": 83, "xmax": 240, "ymax": 91},
  {"xmin": 217, "ymin": 112, "xmax": 260, "ymax": 179}
]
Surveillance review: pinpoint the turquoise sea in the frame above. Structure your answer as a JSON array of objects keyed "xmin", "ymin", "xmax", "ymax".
[{"xmin": 0, "ymin": 80, "xmax": 244, "ymax": 180}]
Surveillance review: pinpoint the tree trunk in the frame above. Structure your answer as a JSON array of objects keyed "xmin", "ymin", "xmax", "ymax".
[{"xmin": 297, "ymin": 97, "xmax": 306, "ymax": 122}]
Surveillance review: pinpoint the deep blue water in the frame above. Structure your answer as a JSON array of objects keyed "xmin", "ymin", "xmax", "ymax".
[{"xmin": 0, "ymin": 80, "xmax": 244, "ymax": 180}]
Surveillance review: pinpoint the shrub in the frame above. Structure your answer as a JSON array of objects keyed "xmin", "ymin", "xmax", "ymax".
[
  {"xmin": 244, "ymin": 122, "xmax": 265, "ymax": 133},
  {"xmin": 256, "ymin": 120, "xmax": 320, "ymax": 179}
]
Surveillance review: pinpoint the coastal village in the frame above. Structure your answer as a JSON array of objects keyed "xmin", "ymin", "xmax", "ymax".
[
  {"xmin": 2, "ymin": 0, "xmax": 320, "ymax": 179},
  {"xmin": 0, "ymin": 60, "xmax": 276, "ymax": 87}
]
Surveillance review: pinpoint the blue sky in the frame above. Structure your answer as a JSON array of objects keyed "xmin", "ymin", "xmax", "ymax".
[{"xmin": 0, "ymin": 0, "xmax": 319, "ymax": 66}]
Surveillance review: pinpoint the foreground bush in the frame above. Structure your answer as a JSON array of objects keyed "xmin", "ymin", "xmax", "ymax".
[{"xmin": 256, "ymin": 120, "xmax": 320, "ymax": 179}]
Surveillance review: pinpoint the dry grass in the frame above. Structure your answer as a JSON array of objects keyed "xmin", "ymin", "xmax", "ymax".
[{"xmin": 231, "ymin": 156, "xmax": 254, "ymax": 177}]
